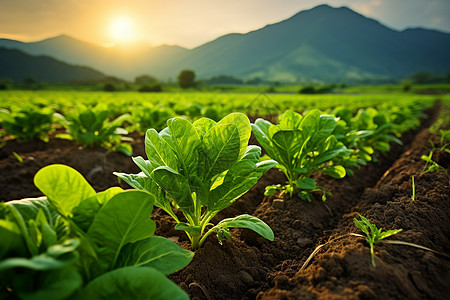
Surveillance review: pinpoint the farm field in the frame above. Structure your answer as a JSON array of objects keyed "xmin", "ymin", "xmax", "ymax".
[{"xmin": 0, "ymin": 90, "xmax": 449, "ymax": 299}]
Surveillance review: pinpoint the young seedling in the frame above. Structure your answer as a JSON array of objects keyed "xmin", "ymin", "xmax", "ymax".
[
  {"xmin": 411, "ymin": 175, "xmax": 415, "ymax": 201},
  {"xmin": 353, "ymin": 213, "xmax": 402, "ymax": 267},
  {"xmin": 115, "ymin": 113, "xmax": 277, "ymax": 250},
  {"xmin": 421, "ymin": 151, "xmax": 446, "ymax": 174}
]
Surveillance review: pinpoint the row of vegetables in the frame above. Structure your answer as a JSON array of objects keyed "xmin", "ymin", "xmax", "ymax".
[{"xmin": 0, "ymin": 98, "xmax": 433, "ymax": 299}]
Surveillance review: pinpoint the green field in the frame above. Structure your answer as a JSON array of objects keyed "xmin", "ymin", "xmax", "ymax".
[{"xmin": 0, "ymin": 88, "xmax": 446, "ymax": 117}]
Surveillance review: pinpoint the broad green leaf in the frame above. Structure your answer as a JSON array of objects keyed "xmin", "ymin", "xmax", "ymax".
[
  {"xmin": 14, "ymin": 266, "xmax": 82, "ymax": 300},
  {"xmin": 4, "ymin": 204, "xmax": 38, "ymax": 256},
  {"xmin": 145, "ymin": 129, "xmax": 178, "ymax": 171},
  {"xmin": 295, "ymin": 178, "xmax": 316, "ymax": 190},
  {"xmin": 299, "ymin": 109, "xmax": 320, "ymax": 140},
  {"xmin": 209, "ymin": 156, "xmax": 277, "ymax": 211},
  {"xmin": 87, "ymin": 190, "xmax": 156, "ymax": 269},
  {"xmin": 188, "ymin": 175, "xmax": 209, "ymax": 206},
  {"xmin": 193, "ymin": 117, "xmax": 216, "ymax": 137},
  {"xmin": 314, "ymin": 147, "xmax": 348, "ymax": 165},
  {"xmin": 311, "ymin": 115, "xmax": 337, "ymax": 145},
  {"xmin": 202, "ymin": 123, "xmax": 241, "ymax": 180},
  {"xmin": 35, "ymin": 209, "xmax": 57, "ymax": 249},
  {"xmin": 34, "ymin": 165, "xmax": 96, "ymax": 217},
  {"xmin": 218, "ymin": 112, "xmax": 251, "ymax": 159},
  {"xmin": 79, "ymin": 266, "xmax": 189, "ymax": 300},
  {"xmin": 215, "ymin": 214, "xmax": 274, "ymax": 241},
  {"xmin": 72, "ymin": 187, "xmax": 123, "ymax": 233},
  {"xmin": 117, "ymin": 236, "xmax": 193, "ymax": 274},
  {"xmin": 323, "ymin": 165, "xmax": 346, "ymax": 179},
  {"xmin": 113, "ymin": 172, "xmax": 172, "ymax": 214},
  {"xmin": 0, "ymin": 219, "xmax": 26, "ymax": 258},
  {"xmin": 151, "ymin": 167, "xmax": 195, "ymax": 215},
  {"xmin": 165, "ymin": 118, "xmax": 200, "ymax": 175},
  {"xmin": 272, "ymin": 130, "xmax": 303, "ymax": 169},
  {"xmin": 6, "ymin": 196, "xmax": 58, "ymax": 227},
  {"xmin": 132, "ymin": 156, "xmax": 156, "ymax": 177},
  {"xmin": 0, "ymin": 239, "xmax": 79, "ymax": 271},
  {"xmin": 278, "ymin": 110, "xmax": 302, "ymax": 130},
  {"xmin": 251, "ymin": 119, "xmax": 278, "ymax": 160}
]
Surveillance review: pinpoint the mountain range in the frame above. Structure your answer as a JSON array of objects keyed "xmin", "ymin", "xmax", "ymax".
[{"xmin": 1, "ymin": 4, "xmax": 449, "ymax": 83}]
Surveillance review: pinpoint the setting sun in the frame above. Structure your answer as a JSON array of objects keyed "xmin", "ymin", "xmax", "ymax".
[{"xmin": 109, "ymin": 17, "xmax": 135, "ymax": 44}]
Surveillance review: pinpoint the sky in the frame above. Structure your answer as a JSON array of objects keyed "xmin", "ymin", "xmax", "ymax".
[{"xmin": 0, "ymin": 0, "xmax": 449, "ymax": 49}]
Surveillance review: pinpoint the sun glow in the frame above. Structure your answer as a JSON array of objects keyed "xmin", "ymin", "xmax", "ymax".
[{"xmin": 109, "ymin": 17, "xmax": 135, "ymax": 44}]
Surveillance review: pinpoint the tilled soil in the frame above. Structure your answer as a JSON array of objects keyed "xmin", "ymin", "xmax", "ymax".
[{"xmin": 1, "ymin": 105, "xmax": 449, "ymax": 300}]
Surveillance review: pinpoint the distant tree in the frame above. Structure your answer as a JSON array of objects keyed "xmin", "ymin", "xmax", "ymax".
[
  {"xmin": 135, "ymin": 75, "xmax": 158, "ymax": 85},
  {"xmin": 206, "ymin": 75, "xmax": 243, "ymax": 85},
  {"xmin": 138, "ymin": 84, "xmax": 163, "ymax": 92},
  {"xmin": 410, "ymin": 72, "xmax": 433, "ymax": 84},
  {"xmin": 299, "ymin": 86, "xmax": 316, "ymax": 94},
  {"xmin": 104, "ymin": 83, "xmax": 116, "ymax": 92},
  {"xmin": 23, "ymin": 76, "xmax": 37, "ymax": 86},
  {"xmin": 178, "ymin": 70, "xmax": 196, "ymax": 89}
]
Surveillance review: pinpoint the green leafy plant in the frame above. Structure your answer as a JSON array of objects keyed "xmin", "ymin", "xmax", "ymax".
[
  {"xmin": 0, "ymin": 105, "xmax": 54, "ymax": 142},
  {"xmin": 55, "ymin": 104, "xmax": 132, "ymax": 155},
  {"xmin": 130, "ymin": 103, "xmax": 174, "ymax": 133},
  {"xmin": 333, "ymin": 107, "xmax": 403, "ymax": 164},
  {"xmin": 0, "ymin": 164, "xmax": 193, "ymax": 299},
  {"xmin": 115, "ymin": 113, "xmax": 277, "ymax": 250},
  {"xmin": 353, "ymin": 213, "xmax": 402, "ymax": 267},
  {"xmin": 252, "ymin": 110, "xmax": 350, "ymax": 201}
]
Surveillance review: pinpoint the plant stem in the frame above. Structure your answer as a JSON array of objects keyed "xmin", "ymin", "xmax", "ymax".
[
  {"xmin": 411, "ymin": 175, "xmax": 415, "ymax": 201},
  {"xmin": 370, "ymin": 243, "xmax": 376, "ymax": 267},
  {"xmin": 191, "ymin": 234, "xmax": 201, "ymax": 251}
]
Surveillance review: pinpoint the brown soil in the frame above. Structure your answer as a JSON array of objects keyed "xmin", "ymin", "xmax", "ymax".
[{"xmin": 1, "ymin": 105, "xmax": 449, "ymax": 300}]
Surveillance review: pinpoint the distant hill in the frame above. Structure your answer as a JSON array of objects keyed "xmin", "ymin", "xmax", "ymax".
[
  {"xmin": 178, "ymin": 4, "xmax": 450, "ymax": 82},
  {"xmin": 1, "ymin": 4, "xmax": 449, "ymax": 82},
  {"xmin": 0, "ymin": 47, "xmax": 106, "ymax": 83}
]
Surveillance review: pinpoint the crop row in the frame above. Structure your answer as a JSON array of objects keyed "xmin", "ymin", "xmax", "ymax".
[
  {"xmin": 0, "ymin": 91, "xmax": 435, "ymax": 155},
  {"xmin": 0, "ymin": 97, "xmax": 434, "ymax": 299}
]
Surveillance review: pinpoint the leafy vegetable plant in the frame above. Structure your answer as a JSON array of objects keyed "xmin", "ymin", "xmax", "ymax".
[
  {"xmin": 252, "ymin": 109, "xmax": 350, "ymax": 201},
  {"xmin": 0, "ymin": 105, "xmax": 54, "ymax": 142},
  {"xmin": 130, "ymin": 103, "xmax": 174, "ymax": 133},
  {"xmin": 1, "ymin": 164, "xmax": 193, "ymax": 299},
  {"xmin": 353, "ymin": 213, "xmax": 402, "ymax": 267},
  {"xmin": 333, "ymin": 107, "xmax": 403, "ymax": 164},
  {"xmin": 115, "ymin": 113, "xmax": 276, "ymax": 250},
  {"xmin": 55, "ymin": 103, "xmax": 132, "ymax": 155}
]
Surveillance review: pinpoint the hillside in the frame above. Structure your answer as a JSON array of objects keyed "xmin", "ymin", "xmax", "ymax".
[
  {"xmin": 1, "ymin": 4, "xmax": 449, "ymax": 82},
  {"xmin": 0, "ymin": 47, "xmax": 106, "ymax": 83}
]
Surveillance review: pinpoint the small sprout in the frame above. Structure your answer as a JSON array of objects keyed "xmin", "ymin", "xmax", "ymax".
[
  {"xmin": 421, "ymin": 151, "xmax": 446, "ymax": 174},
  {"xmin": 411, "ymin": 175, "xmax": 415, "ymax": 201},
  {"xmin": 12, "ymin": 151, "xmax": 23, "ymax": 163},
  {"xmin": 353, "ymin": 213, "xmax": 402, "ymax": 267}
]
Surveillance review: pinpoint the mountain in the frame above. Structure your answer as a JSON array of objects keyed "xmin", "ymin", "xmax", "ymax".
[
  {"xmin": 177, "ymin": 4, "xmax": 450, "ymax": 82},
  {"xmin": 0, "ymin": 35, "xmax": 189, "ymax": 80},
  {"xmin": 1, "ymin": 4, "xmax": 449, "ymax": 82},
  {"xmin": 0, "ymin": 47, "xmax": 106, "ymax": 83}
]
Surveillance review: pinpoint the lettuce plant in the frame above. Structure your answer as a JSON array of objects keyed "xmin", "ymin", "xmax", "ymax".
[
  {"xmin": 55, "ymin": 103, "xmax": 132, "ymax": 155},
  {"xmin": 0, "ymin": 105, "xmax": 54, "ymax": 142},
  {"xmin": 115, "ymin": 113, "xmax": 276, "ymax": 250},
  {"xmin": 0, "ymin": 164, "xmax": 192, "ymax": 299},
  {"xmin": 333, "ymin": 107, "xmax": 403, "ymax": 164},
  {"xmin": 252, "ymin": 110, "xmax": 350, "ymax": 201}
]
